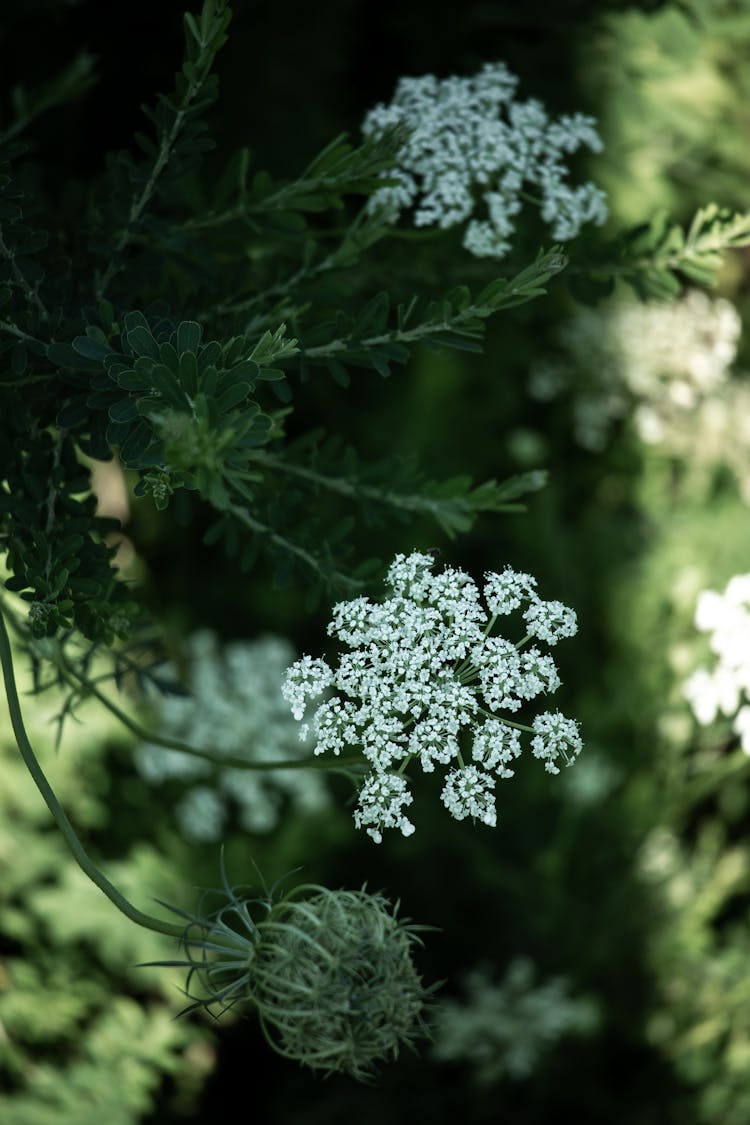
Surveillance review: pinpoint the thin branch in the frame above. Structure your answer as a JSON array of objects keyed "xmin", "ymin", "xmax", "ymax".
[
  {"xmin": 58, "ymin": 647, "xmax": 363, "ymax": 773},
  {"xmin": 248, "ymin": 450, "xmax": 450, "ymax": 519},
  {"xmin": 0, "ymin": 319, "xmax": 45, "ymax": 346},
  {"xmin": 0, "ymin": 230, "xmax": 49, "ymax": 322},
  {"xmin": 225, "ymin": 487, "xmax": 361, "ymax": 594},
  {"xmin": 44, "ymin": 428, "xmax": 64, "ymax": 534},
  {"xmin": 182, "ymin": 178, "xmax": 336, "ymax": 234},
  {"xmin": 95, "ymin": 12, "xmax": 227, "ymax": 301},
  {"xmin": 301, "ymin": 306, "xmax": 487, "ymax": 362}
]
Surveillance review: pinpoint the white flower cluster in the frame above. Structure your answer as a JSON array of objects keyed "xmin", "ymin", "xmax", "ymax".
[
  {"xmin": 431, "ymin": 958, "xmax": 599, "ymax": 1084},
  {"xmin": 361, "ymin": 62, "xmax": 608, "ymax": 259},
  {"xmin": 529, "ymin": 289, "xmax": 742, "ymax": 452},
  {"xmin": 683, "ymin": 574, "xmax": 750, "ymax": 753},
  {"xmin": 282, "ymin": 552, "xmax": 582, "ymax": 842},
  {"xmin": 136, "ymin": 632, "xmax": 328, "ymax": 841}
]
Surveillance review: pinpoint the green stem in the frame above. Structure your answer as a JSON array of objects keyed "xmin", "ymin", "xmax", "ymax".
[
  {"xmin": 475, "ymin": 705, "xmax": 534, "ymax": 732},
  {"xmin": 454, "ymin": 614, "xmax": 498, "ymax": 679},
  {"xmin": 223, "ymin": 475, "xmax": 361, "ymax": 595},
  {"xmin": 58, "ymin": 651, "xmax": 364, "ymax": 773},
  {"xmin": 301, "ymin": 310, "xmax": 478, "ymax": 361},
  {"xmin": 213, "ymin": 257, "xmax": 328, "ymax": 320},
  {"xmin": 182, "ymin": 175, "xmax": 346, "ymax": 233},
  {"xmin": 0, "ymin": 319, "xmax": 47, "ymax": 348},
  {"xmin": 0, "ymin": 610, "xmax": 182, "ymax": 938},
  {"xmin": 0, "ymin": 231, "xmax": 49, "ymax": 322},
  {"xmin": 95, "ymin": 8, "xmax": 227, "ymax": 301},
  {"xmin": 211, "ymin": 212, "xmax": 377, "ymax": 320},
  {"xmin": 247, "ymin": 450, "xmax": 457, "ymax": 521}
]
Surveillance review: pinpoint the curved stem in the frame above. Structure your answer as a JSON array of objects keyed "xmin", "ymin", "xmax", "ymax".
[
  {"xmin": 475, "ymin": 705, "xmax": 534, "ymax": 732},
  {"xmin": 58, "ymin": 648, "xmax": 365, "ymax": 773},
  {"xmin": 0, "ymin": 610, "xmax": 182, "ymax": 938}
]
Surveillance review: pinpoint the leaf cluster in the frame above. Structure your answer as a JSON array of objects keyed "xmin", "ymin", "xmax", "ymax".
[
  {"xmin": 1, "ymin": 0, "xmax": 748, "ymax": 645},
  {"xmin": 571, "ymin": 204, "xmax": 750, "ymax": 301},
  {"xmin": 0, "ymin": 636, "xmax": 207, "ymax": 1122}
]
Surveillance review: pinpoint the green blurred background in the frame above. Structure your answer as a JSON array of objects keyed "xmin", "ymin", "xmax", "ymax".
[{"xmin": 3, "ymin": 0, "xmax": 750, "ymax": 1121}]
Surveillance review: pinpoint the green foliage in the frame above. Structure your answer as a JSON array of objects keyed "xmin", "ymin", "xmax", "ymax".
[
  {"xmin": 4, "ymin": 0, "xmax": 738, "ymax": 639},
  {"xmin": 0, "ymin": 52, "xmax": 97, "ymax": 149},
  {"xmin": 92, "ymin": 0, "xmax": 232, "ymax": 301},
  {"xmin": 573, "ymin": 204, "xmax": 750, "ymax": 300},
  {"xmin": 295, "ymin": 249, "xmax": 568, "ymax": 378},
  {"xmin": 606, "ymin": 465, "xmax": 750, "ymax": 1125},
  {"xmin": 0, "ymin": 641, "xmax": 210, "ymax": 1124},
  {"xmin": 185, "ymin": 126, "xmax": 410, "ymax": 233},
  {"xmin": 2, "ymin": 1000, "xmax": 203, "ymax": 1125},
  {"xmin": 584, "ymin": 0, "xmax": 750, "ymax": 222},
  {"xmin": 0, "ymin": 425, "xmax": 136, "ymax": 642},
  {"xmin": 250, "ymin": 431, "xmax": 546, "ymax": 540},
  {"xmin": 431, "ymin": 958, "xmax": 599, "ymax": 1085},
  {"xmin": 60, "ymin": 311, "xmax": 279, "ymax": 495},
  {"xmin": 0, "ymin": 2, "xmax": 569, "ymax": 633}
]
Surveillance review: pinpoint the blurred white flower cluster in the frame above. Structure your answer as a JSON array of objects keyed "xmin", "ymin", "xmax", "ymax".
[
  {"xmin": 361, "ymin": 62, "xmax": 608, "ymax": 259},
  {"xmin": 683, "ymin": 574, "xmax": 750, "ymax": 753},
  {"xmin": 529, "ymin": 289, "xmax": 742, "ymax": 452},
  {"xmin": 136, "ymin": 632, "xmax": 328, "ymax": 841},
  {"xmin": 431, "ymin": 958, "xmax": 599, "ymax": 1084},
  {"xmin": 282, "ymin": 551, "xmax": 582, "ymax": 843}
]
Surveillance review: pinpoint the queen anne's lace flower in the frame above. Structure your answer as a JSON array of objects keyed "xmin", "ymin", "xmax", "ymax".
[
  {"xmin": 283, "ymin": 655, "xmax": 335, "ymax": 721},
  {"xmin": 362, "ymin": 63, "xmax": 607, "ymax": 260},
  {"xmin": 136, "ymin": 633, "xmax": 329, "ymax": 841},
  {"xmin": 477, "ymin": 637, "xmax": 524, "ymax": 712},
  {"xmin": 524, "ymin": 599, "xmax": 578, "ymax": 645},
  {"xmin": 530, "ymin": 712, "xmax": 583, "ymax": 775},
  {"xmin": 283, "ymin": 552, "xmax": 582, "ymax": 841},
  {"xmin": 684, "ymin": 573, "xmax": 750, "ymax": 753},
  {"xmin": 353, "ymin": 772, "xmax": 415, "ymax": 844},
  {"xmin": 484, "ymin": 567, "xmax": 538, "ymax": 615},
  {"xmin": 472, "ymin": 720, "xmax": 522, "ymax": 778},
  {"xmin": 442, "ymin": 765, "xmax": 497, "ymax": 827},
  {"xmin": 528, "ymin": 289, "xmax": 742, "ymax": 453}
]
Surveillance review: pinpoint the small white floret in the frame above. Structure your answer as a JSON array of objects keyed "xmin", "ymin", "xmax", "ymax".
[
  {"xmin": 484, "ymin": 567, "xmax": 538, "ymax": 615},
  {"xmin": 441, "ymin": 765, "xmax": 497, "ymax": 826},
  {"xmin": 354, "ymin": 771, "xmax": 415, "ymax": 843},
  {"xmin": 524, "ymin": 599, "xmax": 578, "ymax": 645},
  {"xmin": 531, "ymin": 712, "xmax": 583, "ymax": 774}
]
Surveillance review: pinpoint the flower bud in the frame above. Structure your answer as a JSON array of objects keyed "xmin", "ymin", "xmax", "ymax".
[{"xmin": 173, "ymin": 878, "xmax": 430, "ymax": 1080}]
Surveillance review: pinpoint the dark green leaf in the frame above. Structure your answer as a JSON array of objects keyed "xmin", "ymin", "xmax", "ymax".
[
  {"xmin": 216, "ymin": 382, "xmax": 251, "ymax": 413},
  {"xmin": 71, "ymin": 333, "xmax": 112, "ymax": 360},
  {"xmin": 176, "ymin": 321, "xmax": 202, "ymax": 354},
  {"xmin": 108, "ymin": 398, "xmax": 139, "ymax": 424},
  {"xmin": 126, "ymin": 325, "xmax": 160, "ymax": 360}
]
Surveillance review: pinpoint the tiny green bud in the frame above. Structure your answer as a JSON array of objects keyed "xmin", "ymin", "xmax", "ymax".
[
  {"xmin": 27, "ymin": 601, "xmax": 56, "ymax": 637},
  {"xmin": 140, "ymin": 468, "xmax": 176, "ymax": 510}
]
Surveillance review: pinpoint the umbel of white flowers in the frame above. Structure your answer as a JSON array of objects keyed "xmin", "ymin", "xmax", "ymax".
[
  {"xmin": 166, "ymin": 877, "xmax": 429, "ymax": 1080},
  {"xmin": 683, "ymin": 573, "xmax": 750, "ymax": 754},
  {"xmin": 136, "ymin": 632, "xmax": 328, "ymax": 841},
  {"xmin": 528, "ymin": 288, "xmax": 742, "ymax": 451},
  {"xmin": 362, "ymin": 61, "xmax": 608, "ymax": 259},
  {"xmin": 282, "ymin": 552, "xmax": 582, "ymax": 842}
]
